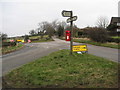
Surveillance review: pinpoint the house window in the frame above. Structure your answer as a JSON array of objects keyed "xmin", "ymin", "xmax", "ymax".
[
  {"xmin": 113, "ymin": 22, "xmax": 117, "ymax": 25},
  {"xmin": 117, "ymin": 23, "xmax": 120, "ymax": 26}
]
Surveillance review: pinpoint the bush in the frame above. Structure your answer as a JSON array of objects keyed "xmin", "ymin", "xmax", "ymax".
[
  {"xmin": 30, "ymin": 38, "xmax": 39, "ymax": 41},
  {"xmin": 107, "ymin": 31, "xmax": 118, "ymax": 36},
  {"xmin": 77, "ymin": 31, "xmax": 83, "ymax": 37},
  {"xmin": 2, "ymin": 42, "xmax": 16, "ymax": 47},
  {"xmin": 107, "ymin": 38, "xmax": 120, "ymax": 43},
  {"xmin": 88, "ymin": 27, "xmax": 108, "ymax": 43},
  {"xmin": 24, "ymin": 35, "xmax": 29, "ymax": 42},
  {"xmin": 45, "ymin": 37, "xmax": 50, "ymax": 40}
]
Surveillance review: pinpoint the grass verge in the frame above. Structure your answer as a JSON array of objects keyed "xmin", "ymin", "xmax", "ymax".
[
  {"xmin": 112, "ymin": 36, "xmax": 120, "ymax": 39},
  {"xmin": 2, "ymin": 43, "xmax": 24, "ymax": 54},
  {"xmin": 31, "ymin": 38, "xmax": 54, "ymax": 43},
  {"xmin": 73, "ymin": 39, "xmax": 120, "ymax": 49},
  {"xmin": 3, "ymin": 50, "xmax": 119, "ymax": 88}
]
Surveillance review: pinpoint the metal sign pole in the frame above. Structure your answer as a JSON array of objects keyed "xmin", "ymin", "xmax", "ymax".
[
  {"xmin": 70, "ymin": 11, "xmax": 73, "ymax": 55},
  {"xmin": 62, "ymin": 10, "xmax": 77, "ymax": 55}
]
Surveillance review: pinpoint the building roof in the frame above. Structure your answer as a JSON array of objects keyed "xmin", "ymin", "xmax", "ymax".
[{"xmin": 110, "ymin": 17, "xmax": 120, "ymax": 24}]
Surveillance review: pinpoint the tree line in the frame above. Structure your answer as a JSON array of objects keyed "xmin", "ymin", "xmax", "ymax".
[
  {"xmin": 1, "ymin": 16, "xmax": 118, "ymax": 42},
  {"xmin": 29, "ymin": 20, "xmax": 68, "ymax": 38}
]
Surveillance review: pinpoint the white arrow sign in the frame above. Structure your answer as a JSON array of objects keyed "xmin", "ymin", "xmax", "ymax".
[
  {"xmin": 62, "ymin": 10, "xmax": 72, "ymax": 17},
  {"xmin": 67, "ymin": 16, "xmax": 77, "ymax": 23}
]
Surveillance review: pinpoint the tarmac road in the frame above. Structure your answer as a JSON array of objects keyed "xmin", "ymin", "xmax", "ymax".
[
  {"xmin": 2, "ymin": 37, "xmax": 119, "ymax": 75},
  {"xmin": 1, "ymin": 37, "xmax": 119, "ymax": 89}
]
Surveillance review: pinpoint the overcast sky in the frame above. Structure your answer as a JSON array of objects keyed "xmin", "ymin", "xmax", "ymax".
[{"xmin": 0, "ymin": 0, "xmax": 119, "ymax": 37}]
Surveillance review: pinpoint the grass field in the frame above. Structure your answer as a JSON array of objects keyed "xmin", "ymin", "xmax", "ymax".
[
  {"xmin": 3, "ymin": 50, "xmax": 119, "ymax": 88},
  {"xmin": 2, "ymin": 43, "xmax": 24, "ymax": 54}
]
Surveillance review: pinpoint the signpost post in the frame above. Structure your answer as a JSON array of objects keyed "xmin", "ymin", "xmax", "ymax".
[{"xmin": 62, "ymin": 10, "xmax": 77, "ymax": 55}]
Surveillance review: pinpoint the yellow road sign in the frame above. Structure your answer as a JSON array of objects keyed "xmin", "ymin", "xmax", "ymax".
[
  {"xmin": 21, "ymin": 40, "xmax": 24, "ymax": 42},
  {"xmin": 17, "ymin": 40, "xmax": 22, "ymax": 42},
  {"xmin": 17, "ymin": 40, "xmax": 24, "ymax": 42},
  {"xmin": 72, "ymin": 45, "xmax": 88, "ymax": 52}
]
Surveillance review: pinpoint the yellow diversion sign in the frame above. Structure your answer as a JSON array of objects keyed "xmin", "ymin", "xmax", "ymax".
[
  {"xmin": 17, "ymin": 40, "xmax": 22, "ymax": 42},
  {"xmin": 17, "ymin": 40, "xmax": 25, "ymax": 42},
  {"xmin": 72, "ymin": 45, "xmax": 88, "ymax": 52}
]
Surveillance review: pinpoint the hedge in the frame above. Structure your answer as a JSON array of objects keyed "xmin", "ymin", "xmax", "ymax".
[
  {"xmin": 2, "ymin": 42, "xmax": 16, "ymax": 47},
  {"xmin": 30, "ymin": 38, "xmax": 39, "ymax": 41},
  {"xmin": 107, "ymin": 38, "xmax": 120, "ymax": 43}
]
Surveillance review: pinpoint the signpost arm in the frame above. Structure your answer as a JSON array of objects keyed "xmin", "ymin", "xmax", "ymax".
[{"xmin": 70, "ymin": 11, "xmax": 73, "ymax": 55}]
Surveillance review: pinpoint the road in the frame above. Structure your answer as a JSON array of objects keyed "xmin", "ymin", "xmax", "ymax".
[
  {"xmin": 1, "ymin": 37, "xmax": 119, "ymax": 89},
  {"xmin": 2, "ymin": 38, "xmax": 119, "ymax": 75}
]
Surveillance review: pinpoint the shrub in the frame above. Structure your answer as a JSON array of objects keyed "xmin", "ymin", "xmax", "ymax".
[
  {"xmin": 88, "ymin": 27, "xmax": 108, "ymax": 43},
  {"xmin": 2, "ymin": 42, "xmax": 16, "ymax": 47},
  {"xmin": 45, "ymin": 37, "xmax": 50, "ymax": 40},
  {"xmin": 24, "ymin": 35, "xmax": 29, "ymax": 42},
  {"xmin": 107, "ymin": 38, "xmax": 120, "ymax": 43},
  {"xmin": 30, "ymin": 38, "xmax": 39, "ymax": 41},
  {"xmin": 77, "ymin": 31, "xmax": 83, "ymax": 37}
]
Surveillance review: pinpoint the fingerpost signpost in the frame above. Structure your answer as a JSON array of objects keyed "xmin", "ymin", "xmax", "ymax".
[{"xmin": 62, "ymin": 10, "xmax": 77, "ymax": 55}]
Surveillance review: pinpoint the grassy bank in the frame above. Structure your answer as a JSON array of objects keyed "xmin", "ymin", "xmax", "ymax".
[
  {"xmin": 73, "ymin": 38, "xmax": 119, "ymax": 49},
  {"xmin": 31, "ymin": 38, "xmax": 54, "ymax": 43},
  {"xmin": 59, "ymin": 37, "xmax": 119, "ymax": 49},
  {"xmin": 29, "ymin": 35, "xmax": 54, "ymax": 43},
  {"xmin": 2, "ymin": 43, "xmax": 24, "ymax": 54},
  {"xmin": 3, "ymin": 50, "xmax": 118, "ymax": 88},
  {"xmin": 112, "ymin": 36, "xmax": 120, "ymax": 39}
]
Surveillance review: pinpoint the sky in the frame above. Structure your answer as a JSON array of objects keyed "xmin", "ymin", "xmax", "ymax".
[{"xmin": 0, "ymin": 0, "xmax": 119, "ymax": 37}]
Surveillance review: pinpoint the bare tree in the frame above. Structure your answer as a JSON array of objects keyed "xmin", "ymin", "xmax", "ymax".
[
  {"xmin": 37, "ymin": 20, "xmax": 67, "ymax": 38},
  {"xmin": 38, "ymin": 21, "xmax": 48, "ymax": 39},
  {"xmin": 29, "ymin": 29, "xmax": 36, "ymax": 36},
  {"xmin": 38, "ymin": 21, "xmax": 48, "ymax": 32},
  {"xmin": 57, "ymin": 24, "xmax": 64, "ymax": 37},
  {"xmin": 46, "ymin": 23, "xmax": 55, "ymax": 38},
  {"xmin": 51, "ymin": 19, "xmax": 59, "ymax": 30},
  {"xmin": 0, "ymin": 32, "xmax": 8, "ymax": 40},
  {"xmin": 96, "ymin": 16, "xmax": 109, "ymax": 29}
]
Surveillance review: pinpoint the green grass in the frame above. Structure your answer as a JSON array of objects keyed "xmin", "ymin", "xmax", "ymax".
[
  {"xmin": 29, "ymin": 35, "xmax": 54, "ymax": 43},
  {"xmin": 2, "ymin": 43, "xmax": 24, "ymax": 54},
  {"xmin": 112, "ymin": 36, "xmax": 120, "ymax": 39},
  {"xmin": 29, "ymin": 35, "xmax": 49, "ymax": 39},
  {"xmin": 73, "ymin": 39, "xmax": 120, "ymax": 49},
  {"xmin": 3, "ymin": 50, "xmax": 119, "ymax": 88},
  {"xmin": 31, "ymin": 38, "xmax": 54, "ymax": 43},
  {"xmin": 29, "ymin": 36, "xmax": 41, "ymax": 39}
]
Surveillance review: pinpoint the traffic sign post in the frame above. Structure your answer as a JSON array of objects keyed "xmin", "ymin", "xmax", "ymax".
[
  {"xmin": 70, "ymin": 11, "xmax": 73, "ymax": 55},
  {"xmin": 67, "ymin": 16, "xmax": 77, "ymax": 23},
  {"xmin": 62, "ymin": 10, "xmax": 72, "ymax": 17},
  {"xmin": 62, "ymin": 10, "xmax": 77, "ymax": 55}
]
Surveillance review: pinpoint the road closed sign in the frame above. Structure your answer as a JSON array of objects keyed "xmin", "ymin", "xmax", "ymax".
[{"xmin": 72, "ymin": 45, "xmax": 88, "ymax": 52}]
